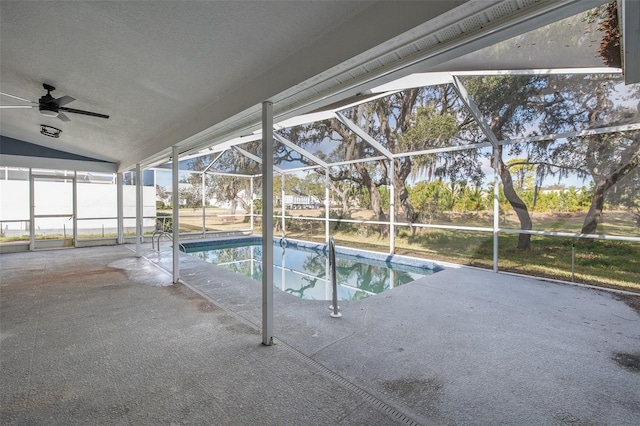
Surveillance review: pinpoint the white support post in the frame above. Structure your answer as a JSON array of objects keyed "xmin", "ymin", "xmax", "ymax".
[
  {"xmin": 325, "ymin": 168, "xmax": 330, "ymax": 244},
  {"xmin": 29, "ymin": 168, "xmax": 34, "ymax": 251},
  {"xmin": 172, "ymin": 146, "xmax": 180, "ymax": 284},
  {"xmin": 261, "ymin": 101, "xmax": 274, "ymax": 346},
  {"xmin": 117, "ymin": 172, "xmax": 124, "ymax": 244},
  {"xmin": 623, "ymin": 0, "xmax": 640, "ymax": 85},
  {"xmin": 493, "ymin": 148, "xmax": 500, "ymax": 273},
  {"xmin": 135, "ymin": 164, "xmax": 142, "ymax": 258},
  {"xmin": 281, "ymin": 173, "xmax": 286, "ymax": 238},
  {"xmin": 72, "ymin": 171, "xmax": 78, "ymax": 246},
  {"xmin": 202, "ymin": 171, "xmax": 206, "ymax": 237},
  {"xmin": 389, "ymin": 159, "xmax": 395, "ymax": 254},
  {"xmin": 154, "ymin": 168, "xmax": 158, "ymax": 235}
]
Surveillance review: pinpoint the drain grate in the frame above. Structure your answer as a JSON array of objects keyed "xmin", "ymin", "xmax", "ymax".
[{"xmin": 276, "ymin": 338, "xmax": 422, "ymax": 426}]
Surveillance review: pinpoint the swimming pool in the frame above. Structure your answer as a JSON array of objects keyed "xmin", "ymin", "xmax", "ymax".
[{"xmin": 182, "ymin": 237, "xmax": 441, "ymax": 301}]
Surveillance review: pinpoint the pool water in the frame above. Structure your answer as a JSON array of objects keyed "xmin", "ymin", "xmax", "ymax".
[{"xmin": 185, "ymin": 241, "xmax": 437, "ymax": 301}]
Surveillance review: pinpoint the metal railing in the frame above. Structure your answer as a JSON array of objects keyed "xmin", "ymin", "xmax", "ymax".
[
  {"xmin": 152, "ymin": 230, "xmax": 185, "ymax": 252},
  {"xmin": 328, "ymin": 236, "xmax": 341, "ymax": 318}
]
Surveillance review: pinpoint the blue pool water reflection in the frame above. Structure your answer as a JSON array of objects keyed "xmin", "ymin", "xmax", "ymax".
[{"xmin": 185, "ymin": 242, "xmax": 437, "ymax": 301}]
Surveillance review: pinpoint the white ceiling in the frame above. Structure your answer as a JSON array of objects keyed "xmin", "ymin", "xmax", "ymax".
[
  {"xmin": 0, "ymin": 1, "xmax": 372, "ymax": 163},
  {"xmin": 0, "ymin": 0, "xmax": 620, "ymax": 173}
]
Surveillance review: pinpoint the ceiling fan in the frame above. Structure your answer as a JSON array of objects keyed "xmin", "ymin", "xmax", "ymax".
[{"xmin": 0, "ymin": 83, "xmax": 109, "ymax": 122}]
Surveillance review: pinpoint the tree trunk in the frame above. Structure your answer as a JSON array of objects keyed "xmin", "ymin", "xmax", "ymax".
[
  {"xmin": 497, "ymin": 150, "xmax": 532, "ymax": 250},
  {"xmin": 394, "ymin": 158, "xmax": 417, "ymax": 236},
  {"xmin": 341, "ymin": 192, "xmax": 349, "ymax": 214},
  {"xmin": 369, "ymin": 181, "xmax": 388, "ymax": 238},
  {"xmin": 490, "ymin": 108, "xmax": 533, "ymax": 250},
  {"xmin": 396, "ymin": 182, "xmax": 417, "ymax": 236},
  {"xmin": 581, "ymin": 183, "xmax": 605, "ymax": 234},
  {"xmin": 580, "ymin": 133, "xmax": 640, "ymax": 234},
  {"xmin": 329, "ymin": 183, "xmax": 350, "ymax": 214},
  {"xmin": 356, "ymin": 163, "xmax": 387, "ymax": 237}
]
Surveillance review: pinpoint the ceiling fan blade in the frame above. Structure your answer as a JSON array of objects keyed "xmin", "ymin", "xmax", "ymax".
[
  {"xmin": 59, "ymin": 106, "xmax": 109, "ymax": 119},
  {"xmin": 58, "ymin": 112, "xmax": 71, "ymax": 122},
  {"xmin": 54, "ymin": 95, "xmax": 75, "ymax": 107},
  {"xmin": 0, "ymin": 91, "xmax": 35, "ymax": 103},
  {"xmin": 0, "ymin": 105, "xmax": 34, "ymax": 109}
]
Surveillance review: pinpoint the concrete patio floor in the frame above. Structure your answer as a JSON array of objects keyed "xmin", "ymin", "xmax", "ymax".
[{"xmin": 1, "ymin": 243, "xmax": 639, "ymax": 425}]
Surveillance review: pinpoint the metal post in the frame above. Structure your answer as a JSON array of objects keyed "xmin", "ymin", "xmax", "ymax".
[
  {"xmin": 389, "ymin": 158, "xmax": 395, "ymax": 254},
  {"xmin": 72, "ymin": 171, "xmax": 77, "ymax": 246},
  {"xmin": 329, "ymin": 236, "xmax": 341, "ymax": 318},
  {"xmin": 135, "ymin": 164, "xmax": 142, "ymax": 257},
  {"xmin": 323, "ymin": 168, "xmax": 331, "ymax": 298},
  {"xmin": 325, "ymin": 168, "xmax": 330, "ymax": 244},
  {"xmin": 493, "ymin": 148, "xmax": 500, "ymax": 273},
  {"xmin": 324, "ymin": 167, "xmax": 333, "ymax": 298},
  {"xmin": 202, "ymin": 171, "xmax": 206, "ymax": 237},
  {"xmin": 117, "ymin": 172, "xmax": 124, "ymax": 244},
  {"xmin": 29, "ymin": 168, "xmax": 34, "ymax": 251},
  {"xmin": 250, "ymin": 176, "xmax": 254, "ymax": 234},
  {"xmin": 262, "ymin": 101, "xmax": 274, "ymax": 346},
  {"xmin": 172, "ymin": 146, "xmax": 180, "ymax": 284}
]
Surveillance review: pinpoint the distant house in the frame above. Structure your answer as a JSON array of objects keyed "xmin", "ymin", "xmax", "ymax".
[{"xmin": 281, "ymin": 194, "xmax": 321, "ymax": 209}]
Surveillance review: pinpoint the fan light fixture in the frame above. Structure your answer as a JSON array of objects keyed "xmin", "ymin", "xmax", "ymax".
[
  {"xmin": 40, "ymin": 124, "xmax": 62, "ymax": 138},
  {"xmin": 39, "ymin": 108, "xmax": 58, "ymax": 118},
  {"xmin": 0, "ymin": 83, "xmax": 109, "ymax": 122}
]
